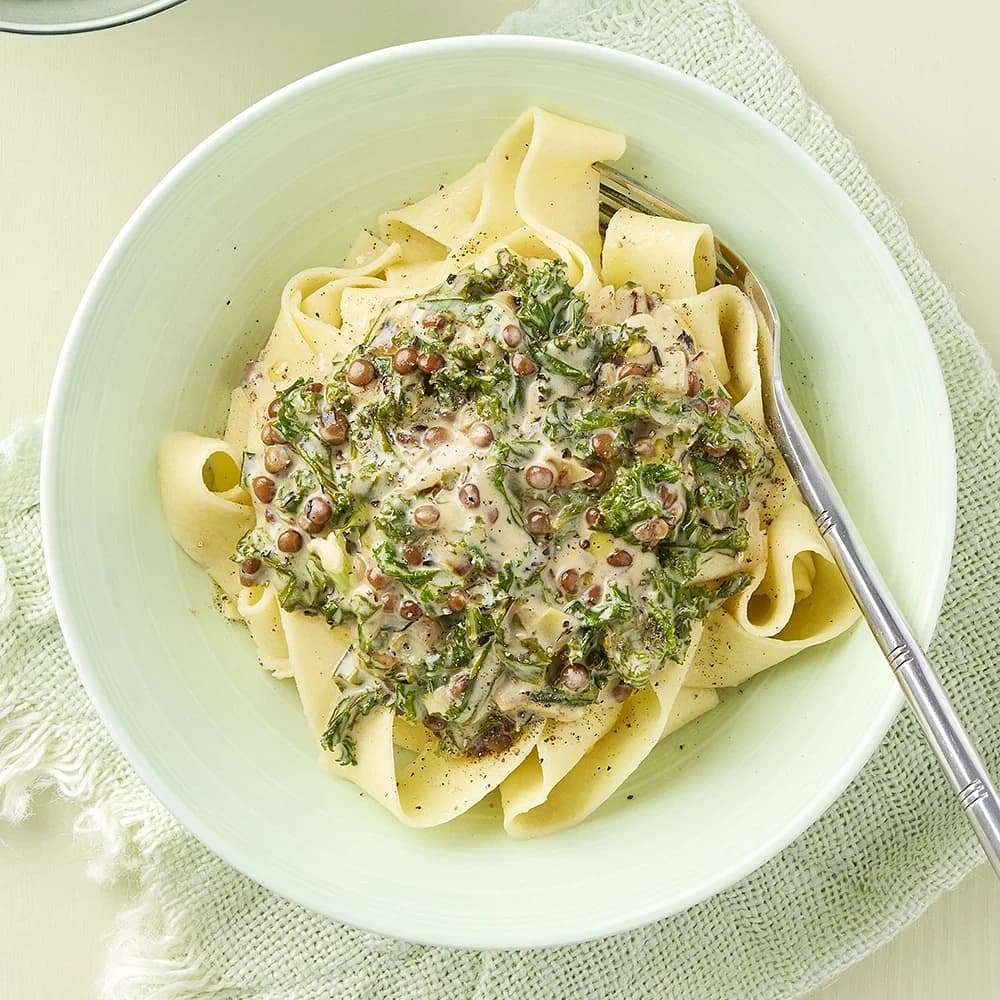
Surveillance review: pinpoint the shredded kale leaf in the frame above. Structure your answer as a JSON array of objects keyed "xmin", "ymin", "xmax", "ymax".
[
  {"xmin": 321, "ymin": 689, "xmax": 383, "ymax": 765},
  {"xmin": 529, "ymin": 686, "xmax": 597, "ymax": 708},
  {"xmin": 597, "ymin": 460, "xmax": 682, "ymax": 536},
  {"xmin": 372, "ymin": 540, "xmax": 440, "ymax": 586}
]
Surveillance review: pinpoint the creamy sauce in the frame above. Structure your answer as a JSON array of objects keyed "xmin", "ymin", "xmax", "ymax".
[{"xmin": 233, "ymin": 252, "xmax": 772, "ymax": 761}]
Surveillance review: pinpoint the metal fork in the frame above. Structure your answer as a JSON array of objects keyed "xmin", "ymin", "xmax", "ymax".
[{"xmin": 596, "ymin": 162, "xmax": 1000, "ymax": 875}]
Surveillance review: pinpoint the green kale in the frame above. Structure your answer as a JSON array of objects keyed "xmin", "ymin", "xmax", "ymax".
[
  {"xmin": 602, "ymin": 622, "xmax": 664, "ymax": 687},
  {"xmin": 597, "ymin": 460, "xmax": 682, "ymax": 536},
  {"xmin": 450, "ymin": 252, "xmax": 524, "ymax": 301},
  {"xmin": 372, "ymin": 540, "xmax": 440, "ymax": 586},
  {"xmin": 574, "ymin": 384, "xmax": 690, "ymax": 433},
  {"xmin": 270, "ymin": 378, "xmax": 360, "ymax": 525},
  {"xmin": 516, "ymin": 257, "xmax": 588, "ymax": 347},
  {"xmin": 393, "ymin": 682, "xmax": 422, "ymax": 722},
  {"xmin": 428, "ymin": 349, "xmax": 515, "ymax": 412},
  {"xmin": 321, "ymin": 688, "xmax": 383, "ymax": 765},
  {"xmin": 421, "ymin": 612, "xmax": 478, "ymax": 691},
  {"xmin": 560, "ymin": 583, "xmax": 635, "ymax": 669},
  {"xmin": 373, "ymin": 495, "xmax": 417, "ymax": 542},
  {"xmin": 529, "ymin": 686, "xmax": 597, "ymax": 708},
  {"xmin": 644, "ymin": 568, "xmax": 752, "ymax": 666},
  {"xmin": 273, "ymin": 467, "xmax": 316, "ymax": 515},
  {"xmin": 496, "ymin": 635, "xmax": 549, "ymax": 685}
]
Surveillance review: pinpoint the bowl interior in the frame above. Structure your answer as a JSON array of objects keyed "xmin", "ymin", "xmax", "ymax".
[{"xmin": 43, "ymin": 37, "xmax": 954, "ymax": 948}]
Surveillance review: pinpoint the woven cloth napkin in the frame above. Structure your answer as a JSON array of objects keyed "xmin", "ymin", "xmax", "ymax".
[{"xmin": 2, "ymin": 1, "xmax": 998, "ymax": 997}]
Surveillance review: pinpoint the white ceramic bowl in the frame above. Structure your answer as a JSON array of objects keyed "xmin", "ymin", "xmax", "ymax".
[
  {"xmin": 42, "ymin": 37, "xmax": 955, "ymax": 948},
  {"xmin": 0, "ymin": 0, "xmax": 182, "ymax": 33}
]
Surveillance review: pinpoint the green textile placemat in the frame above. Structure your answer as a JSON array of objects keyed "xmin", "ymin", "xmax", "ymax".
[{"xmin": 1, "ymin": 1, "xmax": 997, "ymax": 997}]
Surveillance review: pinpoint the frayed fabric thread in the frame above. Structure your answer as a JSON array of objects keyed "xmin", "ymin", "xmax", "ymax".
[{"xmin": 1, "ymin": 2, "xmax": 999, "ymax": 998}]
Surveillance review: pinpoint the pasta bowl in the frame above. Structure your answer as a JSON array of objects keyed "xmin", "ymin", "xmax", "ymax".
[
  {"xmin": 0, "ymin": 0, "xmax": 183, "ymax": 34},
  {"xmin": 42, "ymin": 36, "xmax": 955, "ymax": 948}
]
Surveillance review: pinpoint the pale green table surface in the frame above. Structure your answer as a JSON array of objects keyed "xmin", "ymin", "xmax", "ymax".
[{"xmin": 1, "ymin": 2, "xmax": 997, "ymax": 997}]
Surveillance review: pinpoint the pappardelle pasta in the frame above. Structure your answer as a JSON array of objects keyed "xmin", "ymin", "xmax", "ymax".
[{"xmin": 159, "ymin": 109, "xmax": 857, "ymax": 837}]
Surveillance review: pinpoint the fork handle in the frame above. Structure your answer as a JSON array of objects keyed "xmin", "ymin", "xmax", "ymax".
[{"xmin": 772, "ymin": 389, "xmax": 1000, "ymax": 875}]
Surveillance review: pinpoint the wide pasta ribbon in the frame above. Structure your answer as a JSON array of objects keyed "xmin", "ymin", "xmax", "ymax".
[{"xmin": 157, "ymin": 109, "xmax": 859, "ymax": 836}]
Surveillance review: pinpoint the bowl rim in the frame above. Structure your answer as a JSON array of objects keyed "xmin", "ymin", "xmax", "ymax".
[
  {"xmin": 0, "ymin": 0, "xmax": 184, "ymax": 35},
  {"xmin": 41, "ymin": 33, "xmax": 956, "ymax": 948}
]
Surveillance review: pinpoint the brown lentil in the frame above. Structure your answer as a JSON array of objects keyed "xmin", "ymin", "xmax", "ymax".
[
  {"xmin": 263, "ymin": 445, "xmax": 292, "ymax": 474},
  {"xmin": 583, "ymin": 463, "xmax": 607, "ymax": 489},
  {"xmin": 526, "ymin": 509, "xmax": 551, "ymax": 535},
  {"xmin": 582, "ymin": 583, "xmax": 603, "ymax": 606},
  {"xmin": 422, "ymin": 713, "xmax": 447, "ymax": 733},
  {"xmin": 302, "ymin": 496, "xmax": 332, "ymax": 534},
  {"xmin": 618, "ymin": 362, "xmax": 648, "ymax": 380},
  {"xmin": 511, "ymin": 352, "xmax": 537, "ymax": 376},
  {"xmin": 446, "ymin": 589, "xmax": 468, "ymax": 613},
  {"xmin": 413, "ymin": 504, "xmax": 440, "ymax": 527},
  {"xmin": 585, "ymin": 506, "xmax": 601, "ymax": 527},
  {"xmin": 421, "ymin": 312, "xmax": 447, "ymax": 329},
  {"xmin": 704, "ymin": 442, "xmax": 730, "ymax": 458},
  {"xmin": 252, "ymin": 475, "xmax": 276, "ymax": 504},
  {"xmin": 657, "ymin": 484, "xmax": 677, "ymax": 509},
  {"xmin": 632, "ymin": 518, "xmax": 670, "ymax": 545},
  {"xmin": 347, "ymin": 358, "xmax": 376, "ymax": 386},
  {"xmin": 560, "ymin": 663, "xmax": 591, "ymax": 691},
  {"xmin": 558, "ymin": 568, "xmax": 581, "ymax": 595},
  {"xmin": 484, "ymin": 505, "xmax": 499, "ymax": 525},
  {"xmin": 663, "ymin": 496, "xmax": 687, "ymax": 528},
  {"xmin": 458, "ymin": 483, "xmax": 481, "ymax": 509},
  {"xmin": 417, "ymin": 352, "xmax": 444, "ymax": 374},
  {"xmin": 366, "ymin": 566, "xmax": 389, "ymax": 590},
  {"xmin": 318, "ymin": 410, "xmax": 349, "ymax": 445},
  {"xmin": 380, "ymin": 592, "xmax": 399, "ymax": 613},
  {"xmin": 393, "ymin": 346, "xmax": 419, "ymax": 374},
  {"xmin": 590, "ymin": 430, "xmax": 617, "ymax": 460},
  {"xmin": 450, "ymin": 555, "xmax": 471, "ymax": 576},
  {"xmin": 707, "ymin": 396, "xmax": 732, "ymax": 416},
  {"xmin": 525, "ymin": 464, "xmax": 555, "ymax": 490},
  {"xmin": 266, "ymin": 397, "xmax": 281, "ymax": 418},
  {"xmin": 502, "ymin": 323, "xmax": 523, "ymax": 348},
  {"xmin": 448, "ymin": 672, "xmax": 472, "ymax": 699},
  {"xmin": 611, "ymin": 683, "xmax": 633, "ymax": 702},
  {"xmin": 260, "ymin": 422, "xmax": 285, "ymax": 446},
  {"xmin": 399, "ymin": 599, "xmax": 423, "ymax": 621},
  {"xmin": 423, "ymin": 425, "xmax": 450, "ymax": 447},
  {"xmin": 239, "ymin": 558, "xmax": 262, "ymax": 588},
  {"xmin": 476, "ymin": 729, "xmax": 513, "ymax": 756},
  {"xmin": 277, "ymin": 528, "xmax": 302, "ymax": 553},
  {"xmin": 686, "ymin": 369, "xmax": 702, "ymax": 396},
  {"xmin": 370, "ymin": 650, "xmax": 397, "ymax": 668},
  {"xmin": 401, "ymin": 544, "xmax": 425, "ymax": 566},
  {"xmin": 466, "ymin": 422, "xmax": 494, "ymax": 447},
  {"xmin": 607, "ymin": 549, "xmax": 633, "ymax": 568}
]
